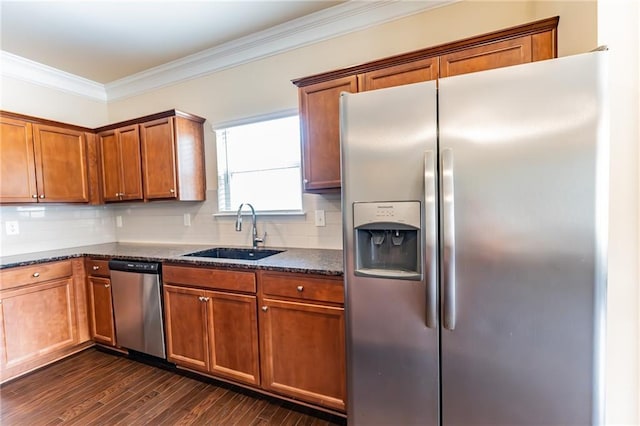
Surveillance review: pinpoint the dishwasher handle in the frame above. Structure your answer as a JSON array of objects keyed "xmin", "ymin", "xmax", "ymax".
[{"xmin": 108, "ymin": 259, "xmax": 160, "ymax": 274}]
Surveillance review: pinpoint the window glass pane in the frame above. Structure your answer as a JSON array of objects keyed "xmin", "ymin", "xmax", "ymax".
[{"xmin": 216, "ymin": 115, "xmax": 302, "ymax": 212}]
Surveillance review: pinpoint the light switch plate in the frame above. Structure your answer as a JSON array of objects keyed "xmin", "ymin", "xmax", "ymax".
[
  {"xmin": 184, "ymin": 213, "xmax": 191, "ymax": 227},
  {"xmin": 116, "ymin": 216, "xmax": 123, "ymax": 228}
]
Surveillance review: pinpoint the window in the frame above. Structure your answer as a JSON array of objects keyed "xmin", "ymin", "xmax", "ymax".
[{"xmin": 215, "ymin": 114, "xmax": 302, "ymax": 212}]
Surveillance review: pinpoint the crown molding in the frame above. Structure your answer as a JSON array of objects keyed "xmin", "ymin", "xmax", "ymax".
[
  {"xmin": 106, "ymin": 0, "xmax": 454, "ymax": 100},
  {"xmin": 1, "ymin": 51, "xmax": 107, "ymax": 102},
  {"xmin": 2, "ymin": 0, "xmax": 455, "ymax": 103}
]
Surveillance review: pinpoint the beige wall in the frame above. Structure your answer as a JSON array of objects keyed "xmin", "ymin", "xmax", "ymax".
[
  {"xmin": 0, "ymin": 75, "xmax": 108, "ymax": 127},
  {"xmin": 597, "ymin": 0, "xmax": 640, "ymax": 423}
]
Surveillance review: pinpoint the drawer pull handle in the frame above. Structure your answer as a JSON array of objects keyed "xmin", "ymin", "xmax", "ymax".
[
  {"xmin": 296, "ymin": 285, "xmax": 304, "ymax": 292},
  {"xmin": 92, "ymin": 266, "xmax": 100, "ymax": 271},
  {"xmin": 261, "ymin": 306, "xmax": 268, "ymax": 312},
  {"xmin": 32, "ymin": 272, "xmax": 40, "ymax": 278}
]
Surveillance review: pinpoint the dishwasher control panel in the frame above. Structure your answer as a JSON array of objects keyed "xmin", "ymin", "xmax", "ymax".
[{"xmin": 108, "ymin": 259, "xmax": 160, "ymax": 274}]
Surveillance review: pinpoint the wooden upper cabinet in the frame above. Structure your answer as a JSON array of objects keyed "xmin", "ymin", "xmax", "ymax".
[
  {"xmin": 140, "ymin": 117, "xmax": 178, "ymax": 200},
  {"xmin": 99, "ymin": 125, "xmax": 143, "ymax": 202},
  {"xmin": 299, "ymin": 76, "xmax": 357, "ymax": 191},
  {"xmin": 0, "ymin": 114, "xmax": 90, "ymax": 204},
  {"xmin": 32, "ymin": 124, "xmax": 89, "ymax": 203},
  {"xmin": 137, "ymin": 113, "xmax": 206, "ymax": 201},
  {"xmin": 439, "ymin": 36, "xmax": 532, "ymax": 78},
  {"xmin": 359, "ymin": 57, "xmax": 439, "ymax": 91},
  {"xmin": 0, "ymin": 117, "xmax": 37, "ymax": 203},
  {"xmin": 293, "ymin": 17, "xmax": 558, "ymax": 192}
]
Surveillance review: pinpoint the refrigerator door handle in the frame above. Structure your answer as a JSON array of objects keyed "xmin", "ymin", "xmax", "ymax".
[
  {"xmin": 424, "ymin": 150, "xmax": 438, "ymax": 328},
  {"xmin": 441, "ymin": 148, "xmax": 456, "ymax": 330}
]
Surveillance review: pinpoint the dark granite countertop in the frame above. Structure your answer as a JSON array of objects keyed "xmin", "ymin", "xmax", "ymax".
[{"xmin": 0, "ymin": 243, "xmax": 344, "ymax": 276}]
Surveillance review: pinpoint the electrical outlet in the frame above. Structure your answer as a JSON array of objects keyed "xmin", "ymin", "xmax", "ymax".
[
  {"xmin": 184, "ymin": 213, "xmax": 191, "ymax": 227},
  {"xmin": 314, "ymin": 210, "xmax": 326, "ymax": 227},
  {"xmin": 116, "ymin": 216, "xmax": 123, "ymax": 228},
  {"xmin": 5, "ymin": 221, "xmax": 19, "ymax": 235}
]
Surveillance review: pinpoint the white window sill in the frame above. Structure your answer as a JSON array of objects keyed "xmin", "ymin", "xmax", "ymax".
[{"xmin": 213, "ymin": 210, "xmax": 306, "ymax": 218}]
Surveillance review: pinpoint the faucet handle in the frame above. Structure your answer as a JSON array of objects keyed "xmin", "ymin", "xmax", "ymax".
[{"xmin": 254, "ymin": 231, "xmax": 266, "ymax": 246}]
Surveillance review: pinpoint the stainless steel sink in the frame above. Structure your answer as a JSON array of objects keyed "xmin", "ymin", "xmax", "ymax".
[{"xmin": 183, "ymin": 247, "xmax": 284, "ymax": 261}]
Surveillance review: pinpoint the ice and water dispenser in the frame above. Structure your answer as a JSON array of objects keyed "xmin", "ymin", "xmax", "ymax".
[{"xmin": 353, "ymin": 201, "xmax": 421, "ymax": 280}]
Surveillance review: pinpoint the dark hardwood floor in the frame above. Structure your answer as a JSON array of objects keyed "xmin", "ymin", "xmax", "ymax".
[{"xmin": 1, "ymin": 349, "xmax": 345, "ymax": 426}]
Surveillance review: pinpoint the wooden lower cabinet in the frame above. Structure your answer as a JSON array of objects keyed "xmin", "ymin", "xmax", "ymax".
[
  {"xmin": 258, "ymin": 272, "xmax": 346, "ymax": 412},
  {"xmin": 164, "ymin": 284, "xmax": 210, "ymax": 371},
  {"xmin": 0, "ymin": 259, "xmax": 91, "ymax": 382},
  {"xmin": 163, "ymin": 283, "xmax": 260, "ymax": 386},
  {"xmin": 86, "ymin": 258, "xmax": 116, "ymax": 346},
  {"xmin": 259, "ymin": 298, "xmax": 346, "ymax": 411},
  {"xmin": 87, "ymin": 276, "xmax": 116, "ymax": 346}
]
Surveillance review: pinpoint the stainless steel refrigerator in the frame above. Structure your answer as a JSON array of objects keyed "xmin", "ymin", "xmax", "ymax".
[{"xmin": 340, "ymin": 50, "xmax": 608, "ymax": 425}]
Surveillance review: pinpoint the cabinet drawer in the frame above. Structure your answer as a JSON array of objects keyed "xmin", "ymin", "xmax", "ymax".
[
  {"xmin": 260, "ymin": 272, "xmax": 344, "ymax": 304},
  {"xmin": 0, "ymin": 260, "xmax": 73, "ymax": 291},
  {"xmin": 163, "ymin": 265, "xmax": 256, "ymax": 293},
  {"xmin": 86, "ymin": 259, "xmax": 110, "ymax": 277}
]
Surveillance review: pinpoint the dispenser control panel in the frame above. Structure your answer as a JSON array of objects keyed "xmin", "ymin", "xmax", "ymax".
[{"xmin": 353, "ymin": 201, "xmax": 420, "ymax": 229}]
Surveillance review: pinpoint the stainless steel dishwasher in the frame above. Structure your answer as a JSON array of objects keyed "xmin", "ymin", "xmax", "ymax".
[{"xmin": 108, "ymin": 260, "xmax": 166, "ymax": 359}]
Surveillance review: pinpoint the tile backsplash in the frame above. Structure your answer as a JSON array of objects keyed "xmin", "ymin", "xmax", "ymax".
[
  {"xmin": 0, "ymin": 204, "xmax": 116, "ymax": 257},
  {"xmin": 1, "ymin": 192, "xmax": 343, "ymax": 256},
  {"xmin": 114, "ymin": 191, "xmax": 343, "ymax": 250}
]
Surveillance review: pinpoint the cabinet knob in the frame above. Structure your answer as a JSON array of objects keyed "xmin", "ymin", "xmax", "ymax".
[
  {"xmin": 32, "ymin": 194, "xmax": 38, "ymax": 199},
  {"xmin": 32, "ymin": 272, "xmax": 40, "ymax": 278},
  {"xmin": 203, "ymin": 297, "xmax": 210, "ymax": 302},
  {"xmin": 261, "ymin": 306, "xmax": 268, "ymax": 312},
  {"xmin": 104, "ymin": 284, "xmax": 110, "ymax": 288},
  {"xmin": 92, "ymin": 266, "xmax": 100, "ymax": 271},
  {"xmin": 296, "ymin": 285, "xmax": 304, "ymax": 292},
  {"xmin": 198, "ymin": 296, "xmax": 203, "ymax": 302},
  {"xmin": 169, "ymin": 189, "xmax": 175, "ymax": 193},
  {"xmin": 303, "ymin": 179, "xmax": 309, "ymax": 184},
  {"xmin": 39, "ymin": 194, "xmax": 45, "ymax": 199}
]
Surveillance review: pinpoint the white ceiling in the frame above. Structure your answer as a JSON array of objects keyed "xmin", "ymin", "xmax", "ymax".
[{"xmin": 0, "ymin": 1, "xmax": 345, "ymax": 83}]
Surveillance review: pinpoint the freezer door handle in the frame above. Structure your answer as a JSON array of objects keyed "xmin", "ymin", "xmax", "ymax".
[
  {"xmin": 441, "ymin": 148, "xmax": 456, "ymax": 330},
  {"xmin": 424, "ymin": 150, "xmax": 438, "ymax": 328}
]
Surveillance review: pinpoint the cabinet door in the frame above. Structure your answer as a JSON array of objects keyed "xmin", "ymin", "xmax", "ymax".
[
  {"xmin": 0, "ymin": 278, "xmax": 78, "ymax": 370},
  {"xmin": 299, "ymin": 76, "xmax": 357, "ymax": 191},
  {"xmin": 207, "ymin": 291, "xmax": 260, "ymax": 385},
  {"xmin": 140, "ymin": 117, "xmax": 178, "ymax": 200},
  {"xmin": 118, "ymin": 125, "xmax": 143, "ymax": 201},
  {"xmin": 87, "ymin": 276, "xmax": 116, "ymax": 346},
  {"xmin": 32, "ymin": 124, "xmax": 89, "ymax": 203},
  {"xmin": 360, "ymin": 57, "xmax": 439, "ymax": 91},
  {"xmin": 259, "ymin": 297, "xmax": 346, "ymax": 411},
  {"xmin": 99, "ymin": 130, "xmax": 121, "ymax": 202},
  {"xmin": 163, "ymin": 284, "xmax": 209, "ymax": 371},
  {"xmin": 0, "ymin": 117, "xmax": 38, "ymax": 203},
  {"xmin": 439, "ymin": 35, "xmax": 532, "ymax": 78}
]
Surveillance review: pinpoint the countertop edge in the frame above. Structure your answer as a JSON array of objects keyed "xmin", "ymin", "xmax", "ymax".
[{"xmin": 0, "ymin": 244, "xmax": 344, "ymax": 276}]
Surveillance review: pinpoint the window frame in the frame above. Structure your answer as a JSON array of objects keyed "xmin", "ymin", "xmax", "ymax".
[{"xmin": 213, "ymin": 109, "xmax": 304, "ymax": 215}]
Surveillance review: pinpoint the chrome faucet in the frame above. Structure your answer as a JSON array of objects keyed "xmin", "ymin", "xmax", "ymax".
[{"xmin": 235, "ymin": 203, "xmax": 266, "ymax": 249}]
